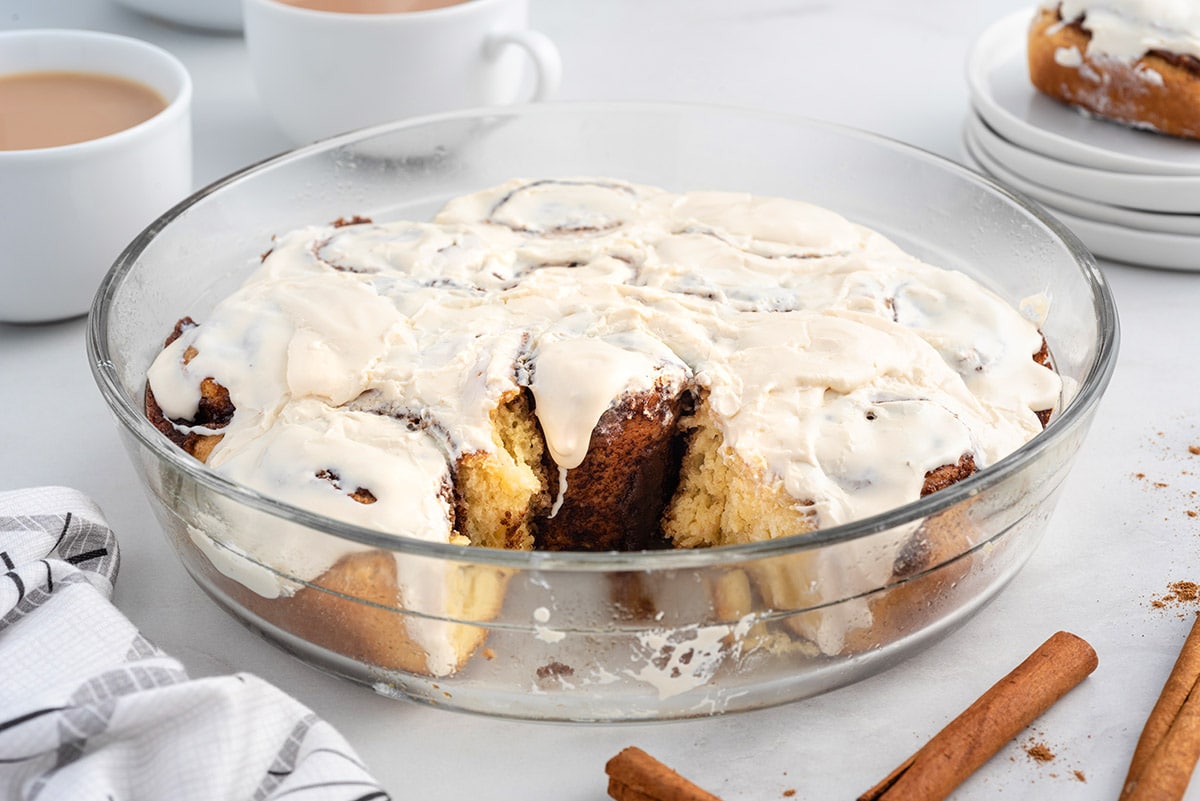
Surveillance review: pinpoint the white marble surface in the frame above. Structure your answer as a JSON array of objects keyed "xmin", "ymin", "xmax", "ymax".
[{"xmin": 3, "ymin": 1, "xmax": 1200, "ymax": 798}]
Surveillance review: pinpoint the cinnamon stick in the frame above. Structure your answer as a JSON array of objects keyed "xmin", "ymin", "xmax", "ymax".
[
  {"xmin": 859, "ymin": 630, "xmax": 1098, "ymax": 801},
  {"xmin": 1120, "ymin": 615, "xmax": 1200, "ymax": 801},
  {"xmin": 606, "ymin": 746, "xmax": 724, "ymax": 801}
]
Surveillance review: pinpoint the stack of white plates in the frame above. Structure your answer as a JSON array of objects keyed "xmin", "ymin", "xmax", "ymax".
[{"xmin": 963, "ymin": 11, "xmax": 1200, "ymax": 271}]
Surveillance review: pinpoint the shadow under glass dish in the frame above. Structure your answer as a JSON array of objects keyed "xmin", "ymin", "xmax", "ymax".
[{"xmin": 89, "ymin": 102, "xmax": 1117, "ymax": 722}]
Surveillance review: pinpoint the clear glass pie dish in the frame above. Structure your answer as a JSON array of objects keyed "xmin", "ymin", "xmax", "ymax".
[{"xmin": 88, "ymin": 102, "xmax": 1118, "ymax": 722}]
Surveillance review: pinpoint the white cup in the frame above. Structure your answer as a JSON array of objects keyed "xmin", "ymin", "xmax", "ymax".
[
  {"xmin": 243, "ymin": 0, "xmax": 562, "ymax": 144},
  {"xmin": 0, "ymin": 30, "xmax": 193, "ymax": 324}
]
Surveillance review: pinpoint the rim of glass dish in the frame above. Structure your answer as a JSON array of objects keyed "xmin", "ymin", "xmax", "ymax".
[{"xmin": 88, "ymin": 100, "xmax": 1120, "ymax": 572}]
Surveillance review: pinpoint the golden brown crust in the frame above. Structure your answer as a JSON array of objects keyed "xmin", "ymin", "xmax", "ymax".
[
  {"xmin": 1028, "ymin": 6, "xmax": 1200, "ymax": 140},
  {"xmin": 197, "ymin": 547, "xmax": 489, "ymax": 675},
  {"xmin": 234, "ymin": 550, "xmax": 431, "ymax": 672},
  {"xmin": 921, "ymin": 453, "xmax": 977, "ymax": 497},
  {"xmin": 839, "ymin": 511, "xmax": 977, "ymax": 653},
  {"xmin": 144, "ymin": 317, "xmax": 234, "ymax": 461}
]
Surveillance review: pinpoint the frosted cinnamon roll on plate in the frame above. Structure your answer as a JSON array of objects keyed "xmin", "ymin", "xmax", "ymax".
[{"xmin": 1028, "ymin": 1, "xmax": 1200, "ymax": 139}]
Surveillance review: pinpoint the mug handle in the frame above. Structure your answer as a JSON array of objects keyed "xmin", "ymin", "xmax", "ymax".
[{"xmin": 485, "ymin": 30, "xmax": 562, "ymax": 102}]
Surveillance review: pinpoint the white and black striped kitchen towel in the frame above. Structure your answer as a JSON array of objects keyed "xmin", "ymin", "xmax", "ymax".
[{"xmin": 0, "ymin": 486, "xmax": 389, "ymax": 801}]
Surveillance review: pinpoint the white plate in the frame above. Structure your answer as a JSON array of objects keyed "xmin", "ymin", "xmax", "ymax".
[
  {"xmin": 967, "ymin": 10, "xmax": 1200, "ymax": 176},
  {"xmin": 962, "ymin": 131, "xmax": 1200, "ymax": 271},
  {"xmin": 965, "ymin": 110, "xmax": 1200, "ymax": 214},
  {"xmin": 963, "ymin": 116, "xmax": 1200, "ymax": 236},
  {"xmin": 1043, "ymin": 206, "xmax": 1200, "ymax": 271}
]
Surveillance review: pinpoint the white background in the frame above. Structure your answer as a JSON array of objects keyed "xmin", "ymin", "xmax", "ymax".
[{"xmin": 3, "ymin": 1, "xmax": 1200, "ymax": 798}]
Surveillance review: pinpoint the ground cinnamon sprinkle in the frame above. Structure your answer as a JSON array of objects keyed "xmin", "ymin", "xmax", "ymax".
[
  {"xmin": 1025, "ymin": 741, "xmax": 1056, "ymax": 763},
  {"xmin": 1150, "ymin": 581, "xmax": 1200, "ymax": 615},
  {"xmin": 1188, "ymin": 445, "xmax": 1200, "ymax": 455},
  {"xmin": 782, "ymin": 790, "xmax": 796, "ymax": 798},
  {"xmin": 1173, "ymin": 581, "xmax": 1200, "ymax": 602},
  {"xmin": 1074, "ymin": 769, "xmax": 1086, "ymax": 782}
]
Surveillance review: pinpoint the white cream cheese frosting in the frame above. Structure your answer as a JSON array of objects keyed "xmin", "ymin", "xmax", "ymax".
[
  {"xmin": 151, "ymin": 177, "xmax": 1059, "ymax": 544},
  {"xmin": 1047, "ymin": 0, "xmax": 1200, "ymax": 61},
  {"xmin": 147, "ymin": 178, "xmax": 1061, "ymax": 664}
]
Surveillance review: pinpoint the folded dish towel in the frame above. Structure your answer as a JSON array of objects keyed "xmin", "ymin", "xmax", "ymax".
[{"xmin": 0, "ymin": 486, "xmax": 388, "ymax": 801}]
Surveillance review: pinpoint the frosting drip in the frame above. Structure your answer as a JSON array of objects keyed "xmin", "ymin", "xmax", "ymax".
[{"xmin": 529, "ymin": 337, "xmax": 663, "ymax": 470}]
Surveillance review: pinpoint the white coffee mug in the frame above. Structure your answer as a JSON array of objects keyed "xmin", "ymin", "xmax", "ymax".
[
  {"xmin": 243, "ymin": 0, "xmax": 562, "ymax": 144},
  {"xmin": 0, "ymin": 30, "xmax": 192, "ymax": 324}
]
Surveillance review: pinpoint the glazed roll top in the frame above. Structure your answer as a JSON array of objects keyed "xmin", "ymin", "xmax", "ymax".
[
  {"xmin": 1051, "ymin": 0, "xmax": 1200, "ymax": 62},
  {"xmin": 147, "ymin": 178, "xmax": 1061, "ymax": 551}
]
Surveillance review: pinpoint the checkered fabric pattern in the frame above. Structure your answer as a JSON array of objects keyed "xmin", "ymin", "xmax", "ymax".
[{"xmin": 0, "ymin": 486, "xmax": 389, "ymax": 801}]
